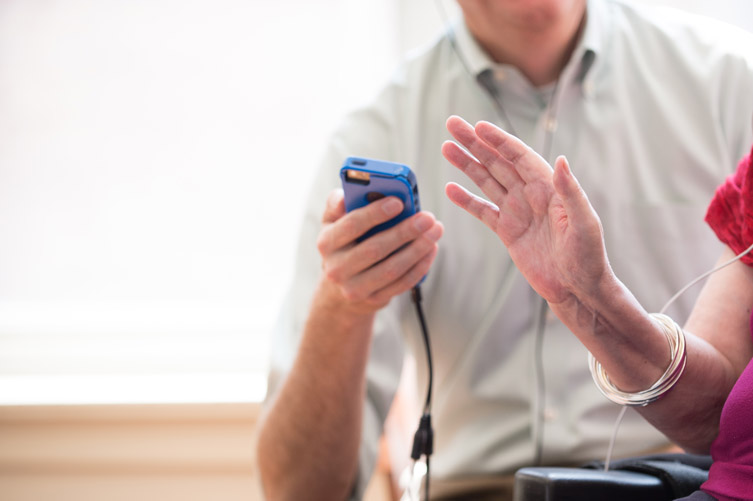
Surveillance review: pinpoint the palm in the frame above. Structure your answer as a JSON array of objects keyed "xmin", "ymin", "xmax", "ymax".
[{"xmin": 442, "ymin": 116, "xmax": 607, "ymax": 304}]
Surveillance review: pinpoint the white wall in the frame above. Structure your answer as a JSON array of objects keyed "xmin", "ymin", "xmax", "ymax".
[
  {"xmin": 0, "ymin": 0, "xmax": 406, "ymax": 404},
  {"xmin": 0, "ymin": 0, "xmax": 751, "ymax": 406}
]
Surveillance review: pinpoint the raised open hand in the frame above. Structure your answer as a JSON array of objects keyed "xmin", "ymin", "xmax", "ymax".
[{"xmin": 441, "ymin": 116, "xmax": 610, "ymax": 306}]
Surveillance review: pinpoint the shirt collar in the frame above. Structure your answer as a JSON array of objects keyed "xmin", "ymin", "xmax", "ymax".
[{"xmin": 452, "ymin": 0, "xmax": 609, "ymax": 89}]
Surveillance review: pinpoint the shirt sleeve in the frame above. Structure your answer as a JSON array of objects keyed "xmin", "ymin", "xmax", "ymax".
[{"xmin": 704, "ymin": 145, "xmax": 753, "ymax": 266}]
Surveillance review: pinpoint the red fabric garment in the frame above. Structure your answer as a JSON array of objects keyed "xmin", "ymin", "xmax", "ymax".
[{"xmin": 704, "ymin": 147, "xmax": 753, "ymax": 264}]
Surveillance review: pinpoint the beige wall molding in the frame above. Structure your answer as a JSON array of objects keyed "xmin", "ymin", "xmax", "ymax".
[{"xmin": 0, "ymin": 402, "xmax": 265, "ymax": 501}]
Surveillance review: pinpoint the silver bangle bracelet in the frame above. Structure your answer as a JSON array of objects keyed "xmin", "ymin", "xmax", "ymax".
[{"xmin": 588, "ymin": 313, "xmax": 687, "ymax": 407}]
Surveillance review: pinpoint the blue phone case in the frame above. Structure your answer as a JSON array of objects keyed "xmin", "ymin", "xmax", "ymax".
[{"xmin": 340, "ymin": 157, "xmax": 421, "ymax": 241}]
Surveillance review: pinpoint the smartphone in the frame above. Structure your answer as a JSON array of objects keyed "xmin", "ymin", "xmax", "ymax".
[{"xmin": 340, "ymin": 156, "xmax": 421, "ymax": 242}]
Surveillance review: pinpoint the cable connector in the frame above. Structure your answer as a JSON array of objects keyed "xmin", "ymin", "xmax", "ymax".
[{"xmin": 410, "ymin": 413, "xmax": 434, "ymax": 460}]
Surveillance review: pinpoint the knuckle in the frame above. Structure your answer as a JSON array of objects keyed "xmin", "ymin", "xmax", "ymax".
[
  {"xmin": 395, "ymin": 223, "xmax": 415, "ymax": 244},
  {"xmin": 340, "ymin": 217, "xmax": 360, "ymax": 239},
  {"xmin": 322, "ymin": 262, "xmax": 343, "ymax": 283},
  {"xmin": 361, "ymin": 243, "xmax": 382, "ymax": 263},
  {"xmin": 316, "ymin": 233, "xmax": 330, "ymax": 255},
  {"xmin": 368, "ymin": 295, "xmax": 389, "ymax": 310},
  {"xmin": 340, "ymin": 286, "xmax": 354, "ymax": 301},
  {"xmin": 382, "ymin": 262, "xmax": 402, "ymax": 283},
  {"xmin": 341, "ymin": 285, "xmax": 363, "ymax": 302},
  {"xmin": 413, "ymin": 234, "xmax": 431, "ymax": 249},
  {"xmin": 369, "ymin": 209, "xmax": 390, "ymax": 228},
  {"xmin": 400, "ymin": 229, "xmax": 417, "ymax": 244}
]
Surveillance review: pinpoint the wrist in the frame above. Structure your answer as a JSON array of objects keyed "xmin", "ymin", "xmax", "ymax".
[
  {"xmin": 547, "ymin": 267, "xmax": 622, "ymax": 324},
  {"xmin": 578, "ymin": 264, "xmax": 623, "ymax": 309},
  {"xmin": 312, "ymin": 278, "xmax": 379, "ymax": 330},
  {"xmin": 589, "ymin": 313, "xmax": 686, "ymax": 406},
  {"xmin": 295, "ymin": 279, "xmax": 378, "ymax": 378}
]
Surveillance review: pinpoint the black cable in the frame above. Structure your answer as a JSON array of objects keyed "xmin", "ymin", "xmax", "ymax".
[
  {"xmin": 412, "ymin": 286, "xmax": 433, "ymax": 413},
  {"xmin": 410, "ymin": 285, "xmax": 434, "ymax": 500}
]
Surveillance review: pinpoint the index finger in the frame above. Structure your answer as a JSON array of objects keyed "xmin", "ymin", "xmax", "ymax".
[
  {"xmin": 318, "ymin": 196, "xmax": 404, "ymax": 254},
  {"xmin": 474, "ymin": 121, "xmax": 554, "ymax": 183},
  {"xmin": 322, "ymin": 189, "xmax": 346, "ymax": 224},
  {"xmin": 445, "ymin": 115, "xmax": 524, "ymax": 191}
]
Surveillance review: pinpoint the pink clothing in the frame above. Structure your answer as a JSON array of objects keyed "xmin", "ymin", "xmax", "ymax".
[
  {"xmin": 701, "ymin": 148, "xmax": 753, "ymax": 500},
  {"xmin": 702, "ymin": 337, "xmax": 753, "ymax": 500}
]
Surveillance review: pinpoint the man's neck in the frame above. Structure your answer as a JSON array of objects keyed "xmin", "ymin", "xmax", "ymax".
[{"xmin": 462, "ymin": 2, "xmax": 587, "ymax": 87}]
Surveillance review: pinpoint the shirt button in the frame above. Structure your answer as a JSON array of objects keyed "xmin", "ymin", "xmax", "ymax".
[
  {"xmin": 494, "ymin": 68, "xmax": 507, "ymax": 82},
  {"xmin": 545, "ymin": 117, "xmax": 558, "ymax": 132}
]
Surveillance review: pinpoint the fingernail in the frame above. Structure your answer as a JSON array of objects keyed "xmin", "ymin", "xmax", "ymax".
[{"xmin": 383, "ymin": 198, "xmax": 402, "ymax": 215}]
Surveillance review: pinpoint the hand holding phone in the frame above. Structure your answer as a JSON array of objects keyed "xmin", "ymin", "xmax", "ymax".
[
  {"xmin": 340, "ymin": 157, "xmax": 421, "ymax": 242},
  {"xmin": 340, "ymin": 156, "xmax": 432, "ymax": 287}
]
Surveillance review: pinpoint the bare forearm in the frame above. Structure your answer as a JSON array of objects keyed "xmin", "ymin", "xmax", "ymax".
[
  {"xmin": 549, "ymin": 271, "xmax": 740, "ymax": 452},
  {"xmin": 257, "ymin": 282, "xmax": 376, "ymax": 500},
  {"xmin": 635, "ymin": 335, "xmax": 737, "ymax": 452}
]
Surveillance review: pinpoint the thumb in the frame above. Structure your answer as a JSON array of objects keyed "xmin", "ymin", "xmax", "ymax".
[{"xmin": 552, "ymin": 156, "xmax": 594, "ymax": 224}]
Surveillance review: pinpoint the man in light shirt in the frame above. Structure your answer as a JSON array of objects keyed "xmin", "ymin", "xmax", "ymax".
[{"xmin": 257, "ymin": 0, "xmax": 753, "ymax": 499}]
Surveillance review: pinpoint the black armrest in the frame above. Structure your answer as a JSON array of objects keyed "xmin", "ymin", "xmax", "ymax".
[
  {"xmin": 513, "ymin": 467, "xmax": 669, "ymax": 501},
  {"xmin": 513, "ymin": 454, "xmax": 711, "ymax": 501}
]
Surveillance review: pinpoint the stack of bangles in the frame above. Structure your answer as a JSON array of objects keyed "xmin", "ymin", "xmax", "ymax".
[{"xmin": 588, "ymin": 312, "xmax": 688, "ymax": 407}]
